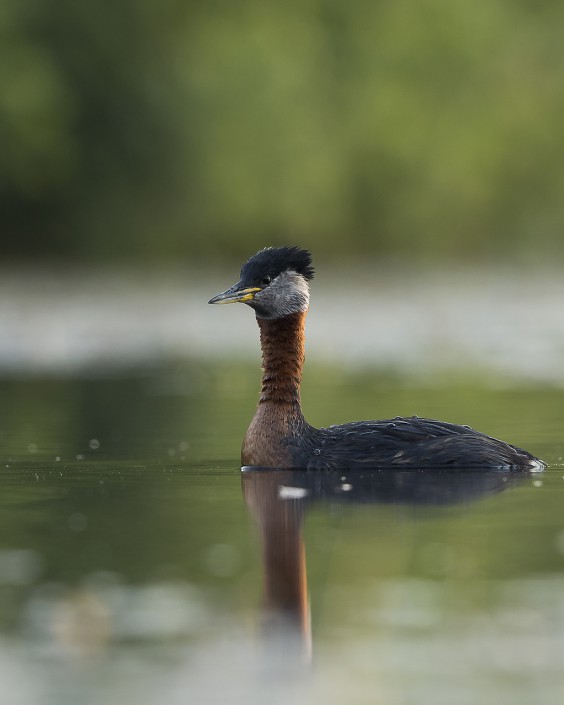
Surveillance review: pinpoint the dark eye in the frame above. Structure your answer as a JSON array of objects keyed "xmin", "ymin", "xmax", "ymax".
[{"xmin": 261, "ymin": 275, "xmax": 272, "ymax": 286}]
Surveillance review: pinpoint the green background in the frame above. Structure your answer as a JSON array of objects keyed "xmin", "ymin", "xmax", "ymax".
[{"xmin": 3, "ymin": 0, "xmax": 564, "ymax": 264}]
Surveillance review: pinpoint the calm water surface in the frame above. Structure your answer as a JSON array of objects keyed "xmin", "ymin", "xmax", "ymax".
[{"xmin": 1, "ymin": 365, "xmax": 563, "ymax": 705}]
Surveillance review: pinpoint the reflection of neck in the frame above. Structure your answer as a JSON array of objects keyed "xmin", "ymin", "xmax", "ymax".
[
  {"xmin": 262, "ymin": 503, "xmax": 309, "ymax": 641},
  {"xmin": 243, "ymin": 472, "xmax": 311, "ymax": 664},
  {"xmin": 257, "ymin": 312, "xmax": 307, "ymax": 406}
]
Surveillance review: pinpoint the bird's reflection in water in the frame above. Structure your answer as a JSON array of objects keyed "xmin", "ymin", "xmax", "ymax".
[
  {"xmin": 241, "ymin": 467, "xmax": 528, "ymax": 674},
  {"xmin": 243, "ymin": 469, "xmax": 311, "ymax": 676}
]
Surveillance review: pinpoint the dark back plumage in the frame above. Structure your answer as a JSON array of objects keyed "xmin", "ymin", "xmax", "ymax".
[
  {"xmin": 240, "ymin": 246, "xmax": 314, "ymax": 286},
  {"xmin": 306, "ymin": 417, "xmax": 539, "ymax": 469}
]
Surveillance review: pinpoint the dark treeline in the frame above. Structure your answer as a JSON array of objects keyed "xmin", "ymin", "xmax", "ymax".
[{"xmin": 2, "ymin": 0, "xmax": 564, "ymax": 263}]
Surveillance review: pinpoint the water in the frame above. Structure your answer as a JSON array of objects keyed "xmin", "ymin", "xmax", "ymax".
[{"xmin": 1, "ymin": 365, "xmax": 563, "ymax": 704}]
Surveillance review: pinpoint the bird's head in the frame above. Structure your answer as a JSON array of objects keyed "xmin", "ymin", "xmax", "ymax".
[{"xmin": 208, "ymin": 246, "xmax": 314, "ymax": 319}]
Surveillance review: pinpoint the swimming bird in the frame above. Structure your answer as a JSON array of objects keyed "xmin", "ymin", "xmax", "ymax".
[{"xmin": 209, "ymin": 246, "xmax": 543, "ymax": 470}]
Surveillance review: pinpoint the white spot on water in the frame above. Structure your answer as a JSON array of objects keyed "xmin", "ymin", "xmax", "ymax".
[{"xmin": 278, "ymin": 485, "xmax": 309, "ymax": 500}]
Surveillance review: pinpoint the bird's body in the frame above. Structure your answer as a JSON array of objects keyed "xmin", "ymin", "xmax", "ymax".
[{"xmin": 209, "ymin": 247, "xmax": 543, "ymax": 471}]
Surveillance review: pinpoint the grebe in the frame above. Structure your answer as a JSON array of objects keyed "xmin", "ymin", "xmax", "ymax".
[{"xmin": 209, "ymin": 246, "xmax": 543, "ymax": 470}]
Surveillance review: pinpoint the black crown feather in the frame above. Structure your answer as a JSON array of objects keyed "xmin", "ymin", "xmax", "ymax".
[{"xmin": 240, "ymin": 246, "xmax": 315, "ymax": 283}]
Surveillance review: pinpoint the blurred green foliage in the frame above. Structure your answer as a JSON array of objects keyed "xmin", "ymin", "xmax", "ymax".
[{"xmin": 2, "ymin": 0, "xmax": 564, "ymax": 262}]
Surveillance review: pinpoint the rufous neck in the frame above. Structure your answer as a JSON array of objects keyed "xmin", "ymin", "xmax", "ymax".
[{"xmin": 256, "ymin": 311, "xmax": 307, "ymax": 405}]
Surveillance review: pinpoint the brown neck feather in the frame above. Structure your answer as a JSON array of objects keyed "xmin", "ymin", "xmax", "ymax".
[{"xmin": 256, "ymin": 311, "xmax": 306, "ymax": 406}]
